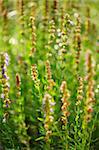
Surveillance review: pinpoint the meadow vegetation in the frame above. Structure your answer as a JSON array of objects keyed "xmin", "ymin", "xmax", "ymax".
[{"xmin": 0, "ymin": 0, "xmax": 99, "ymax": 150}]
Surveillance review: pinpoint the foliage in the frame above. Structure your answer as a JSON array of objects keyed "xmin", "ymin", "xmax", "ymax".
[{"xmin": 0, "ymin": 0, "xmax": 99, "ymax": 150}]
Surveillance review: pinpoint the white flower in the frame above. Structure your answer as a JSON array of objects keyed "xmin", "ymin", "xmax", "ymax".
[
  {"xmin": 54, "ymin": 44, "xmax": 59, "ymax": 50},
  {"xmin": 1, "ymin": 94, "xmax": 4, "ymax": 99},
  {"xmin": 59, "ymin": 43, "xmax": 62, "ymax": 47},
  {"xmin": 50, "ymin": 101, "xmax": 56, "ymax": 106},
  {"xmin": 58, "ymin": 32, "xmax": 61, "ymax": 37},
  {"xmin": 9, "ymin": 37, "xmax": 18, "ymax": 45},
  {"xmin": 8, "ymin": 10, "xmax": 17, "ymax": 19},
  {"xmin": 57, "ymin": 28, "xmax": 61, "ymax": 33},
  {"xmin": 50, "ymin": 108, "xmax": 54, "ymax": 113},
  {"xmin": 49, "ymin": 116, "xmax": 54, "ymax": 122},
  {"xmin": 69, "ymin": 20, "xmax": 74, "ymax": 26},
  {"xmin": 2, "ymin": 118, "xmax": 6, "ymax": 123},
  {"xmin": 74, "ymin": 13, "xmax": 79, "ymax": 18}
]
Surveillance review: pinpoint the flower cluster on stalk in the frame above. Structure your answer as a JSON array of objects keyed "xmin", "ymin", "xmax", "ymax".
[
  {"xmin": 30, "ymin": 16, "xmax": 36, "ymax": 56},
  {"xmin": 0, "ymin": 52, "xmax": 10, "ymax": 121},
  {"xmin": 43, "ymin": 0, "xmax": 49, "ymax": 29},
  {"xmin": 84, "ymin": 51, "xmax": 95, "ymax": 123},
  {"xmin": 85, "ymin": 7, "xmax": 90, "ymax": 36},
  {"xmin": 2, "ymin": 9, "xmax": 8, "ymax": 39},
  {"xmin": 14, "ymin": 72, "xmax": 30, "ymax": 148},
  {"xmin": 54, "ymin": 14, "xmax": 73, "ymax": 59},
  {"xmin": 46, "ymin": 60, "xmax": 55, "ymax": 90},
  {"xmin": 31, "ymin": 64, "xmax": 40, "ymax": 89},
  {"xmin": 60, "ymin": 81, "xmax": 70, "ymax": 126},
  {"xmin": 43, "ymin": 93, "xmax": 55, "ymax": 141},
  {"xmin": 46, "ymin": 19, "xmax": 56, "ymax": 57},
  {"xmin": 16, "ymin": 73, "xmax": 21, "ymax": 97},
  {"xmin": 18, "ymin": 0, "xmax": 24, "ymax": 35},
  {"xmin": 52, "ymin": 0, "xmax": 58, "ymax": 22},
  {"xmin": 74, "ymin": 14, "xmax": 81, "ymax": 73},
  {"xmin": 76, "ymin": 77, "xmax": 83, "ymax": 105}
]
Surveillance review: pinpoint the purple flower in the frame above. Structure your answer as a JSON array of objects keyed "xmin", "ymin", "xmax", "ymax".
[
  {"xmin": 0, "ymin": 52, "xmax": 10, "ymax": 110},
  {"xmin": 3, "ymin": 74, "xmax": 7, "ymax": 79},
  {"xmin": 3, "ymin": 74, "xmax": 9, "ymax": 80},
  {"xmin": 4, "ymin": 53, "xmax": 9, "ymax": 66},
  {"xmin": 5, "ymin": 60, "xmax": 9, "ymax": 66},
  {"xmin": 1, "ymin": 94, "xmax": 4, "ymax": 99},
  {"xmin": 6, "ymin": 103, "xmax": 9, "ymax": 108},
  {"xmin": 2, "ymin": 68, "xmax": 5, "ymax": 75}
]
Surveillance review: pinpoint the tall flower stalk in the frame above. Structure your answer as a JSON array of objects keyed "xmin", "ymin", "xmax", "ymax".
[
  {"xmin": 43, "ymin": 0, "xmax": 49, "ymax": 30},
  {"xmin": 31, "ymin": 64, "xmax": 40, "ymax": 89},
  {"xmin": 85, "ymin": 7, "xmax": 90, "ymax": 36},
  {"xmin": 43, "ymin": 93, "xmax": 55, "ymax": 142},
  {"xmin": 60, "ymin": 81, "xmax": 70, "ymax": 126},
  {"xmin": 0, "ymin": 52, "xmax": 11, "ymax": 121},
  {"xmin": 74, "ymin": 76, "xmax": 84, "ymax": 147},
  {"xmin": 74, "ymin": 14, "xmax": 81, "ymax": 75},
  {"xmin": 81, "ymin": 51, "xmax": 95, "ymax": 150},
  {"xmin": 14, "ymin": 72, "xmax": 30, "ymax": 149},
  {"xmin": 46, "ymin": 60, "xmax": 55, "ymax": 90},
  {"xmin": 30, "ymin": 16, "xmax": 36, "ymax": 56},
  {"xmin": 60, "ymin": 81, "xmax": 70, "ymax": 149},
  {"xmin": 43, "ymin": 60, "xmax": 56, "ymax": 147},
  {"xmin": 18, "ymin": 0, "xmax": 24, "ymax": 36},
  {"xmin": 76, "ymin": 77, "xmax": 83, "ymax": 106},
  {"xmin": 16, "ymin": 73, "xmax": 21, "ymax": 97},
  {"xmin": 46, "ymin": 19, "xmax": 56, "ymax": 57},
  {"xmin": 84, "ymin": 51, "xmax": 95, "ymax": 125},
  {"xmin": 2, "ymin": 9, "xmax": 8, "ymax": 39},
  {"xmin": 52, "ymin": 0, "xmax": 58, "ymax": 23}
]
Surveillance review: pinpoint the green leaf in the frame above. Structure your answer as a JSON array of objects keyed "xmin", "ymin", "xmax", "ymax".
[
  {"xmin": 37, "ymin": 117, "xmax": 44, "ymax": 122},
  {"xmin": 35, "ymin": 136, "xmax": 44, "ymax": 141}
]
